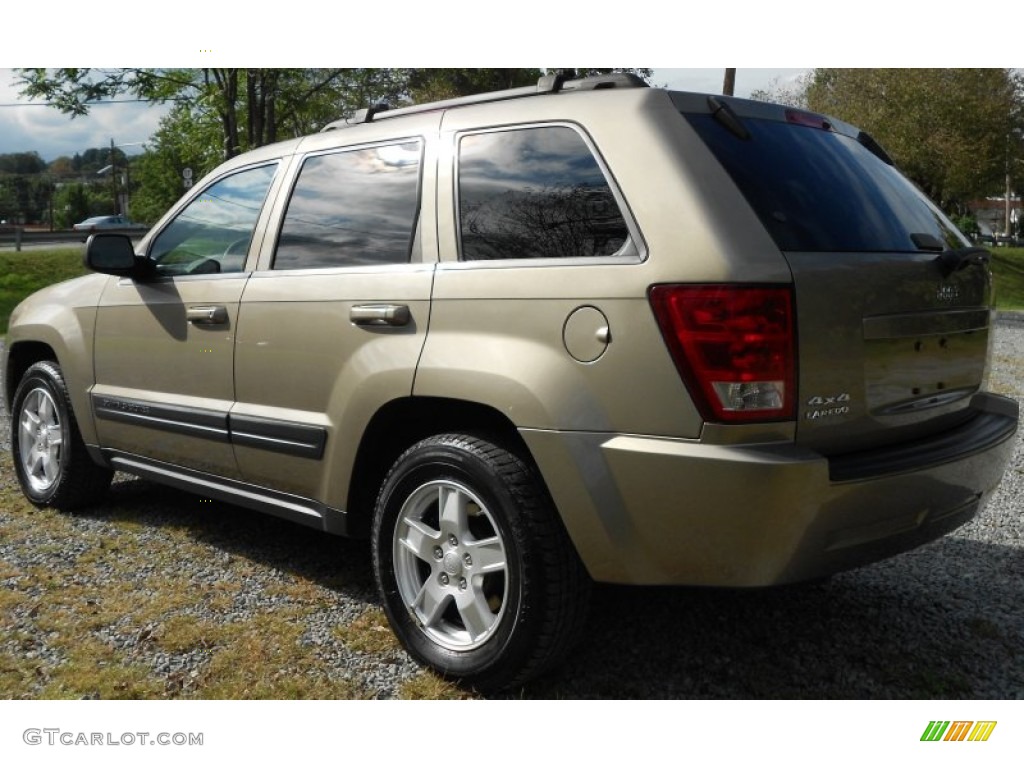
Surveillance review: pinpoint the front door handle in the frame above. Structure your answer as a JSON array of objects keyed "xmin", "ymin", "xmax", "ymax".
[
  {"xmin": 350, "ymin": 304, "xmax": 411, "ymax": 327},
  {"xmin": 187, "ymin": 305, "xmax": 228, "ymax": 325}
]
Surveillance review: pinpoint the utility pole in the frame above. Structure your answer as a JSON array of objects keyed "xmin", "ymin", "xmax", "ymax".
[
  {"xmin": 1006, "ymin": 168, "xmax": 1012, "ymax": 237},
  {"xmin": 110, "ymin": 138, "xmax": 118, "ymax": 215},
  {"xmin": 723, "ymin": 69, "xmax": 736, "ymax": 96}
]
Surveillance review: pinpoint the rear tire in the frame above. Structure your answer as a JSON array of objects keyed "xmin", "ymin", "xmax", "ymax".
[
  {"xmin": 372, "ymin": 433, "xmax": 590, "ymax": 693},
  {"xmin": 11, "ymin": 361, "xmax": 112, "ymax": 510}
]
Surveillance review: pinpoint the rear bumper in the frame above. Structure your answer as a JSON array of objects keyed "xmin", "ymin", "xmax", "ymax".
[{"xmin": 522, "ymin": 392, "xmax": 1018, "ymax": 586}]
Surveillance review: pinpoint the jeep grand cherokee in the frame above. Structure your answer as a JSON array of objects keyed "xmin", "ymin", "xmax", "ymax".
[{"xmin": 4, "ymin": 73, "xmax": 1018, "ymax": 691}]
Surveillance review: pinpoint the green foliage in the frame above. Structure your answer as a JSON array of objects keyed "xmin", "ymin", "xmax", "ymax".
[
  {"xmin": 52, "ymin": 183, "xmax": 109, "ymax": 228},
  {"xmin": 803, "ymin": 69, "xmax": 1020, "ymax": 208},
  {"xmin": 0, "ymin": 248, "xmax": 89, "ymax": 335},
  {"xmin": 406, "ymin": 69, "xmax": 545, "ymax": 102},
  {"xmin": 0, "ymin": 175, "xmax": 55, "ymax": 225},
  {"xmin": 0, "ymin": 152, "xmax": 47, "ymax": 175},
  {"xmin": 991, "ymin": 248, "xmax": 1024, "ymax": 309},
  {"xmin": 130, "ymin": 104, "xmax": 222, "ymax": 224},
  {"xmin": 550, "ymin": 68, "xmax": 652, "ymax": 83},
  {"xmin": 749, "ymin": 73, "xmax": 811, "ymax": 108},
  {"xmin": 47, "ymin": 156, "xmax": 75, "ymax": 177},
  {"xmin": 0, "ymin": 184, "xmax": 17, "ymax": 222},
  {"xmin": 14, "ymin": 69, "xmax": 652, "ymax": 226},
  {"xmin": 15, "ymin": 68, "xmax": 411, "ymax": 162},
  {"xmin": 953, "ymin": 213, "xmax": 980, "ymax": 238},
  {"xmin": 404, "ymin": 69, "xmax": 650, "ymax": 103}
]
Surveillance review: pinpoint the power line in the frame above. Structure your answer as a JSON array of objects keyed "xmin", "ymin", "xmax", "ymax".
[{"xmin": 0, "ymin": 99, "xmax": 179, "ymax": 108}]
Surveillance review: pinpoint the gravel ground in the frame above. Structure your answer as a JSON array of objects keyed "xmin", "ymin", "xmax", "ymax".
[{"xmin": 0, "ymin": 316, "xmax": 1022, "ymax": 699}]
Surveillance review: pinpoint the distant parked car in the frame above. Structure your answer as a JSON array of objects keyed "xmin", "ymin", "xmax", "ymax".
[{"xmin": 72, "ymin": 215, "xmax": 146, "ymax": 234}]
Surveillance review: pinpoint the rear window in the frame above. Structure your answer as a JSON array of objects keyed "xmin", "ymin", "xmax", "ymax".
[{"xmin": 684, "ymin": 112, "xmax": 965, "ymax": 253}]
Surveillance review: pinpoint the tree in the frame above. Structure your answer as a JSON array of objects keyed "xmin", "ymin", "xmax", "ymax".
[
  {"xmin": 801, "ymin": 69, "xmax": 1021, "ymax": 208},
  {"xmin": 749, "ymin": 73, "xmax": 811, "ymax": 108},
  {"xmin": 0, "ymin": 174, "xmax": 54, "ymax": 225},
  {"xmin": 17, "ymin": 69, "xmax": 651, "ymax": 163},
  {"xmin": 0, "ymin": 184, "xmax": 17, "ymax": 223},
  {"xmin": 129, "ymin": 103, "xmax": 223, "ymax": 224},
  {"xmin": 16, "ymin": 68, "xmax": 409, "ymax": 162},
  {"xmin": 52, "ymin": 182, "xmax": 107, "ymax": 228},
  {"xmin": 0, "ymin": 152, "xmax": 47, "ymax": 175},
  {"xmin": 18, "ymin": 69, "xmax": 653, "ymax": 224},
  {"xmin": 47, "ymin": 156, "xmax": 76, "ymax": 178},
  {"xmin": 406, "ymin": 69, "xmax": 544, "ymax": 102},
  {"xmin": 545, "ymin": 69, "xmax": 651, "ymax": 83}
]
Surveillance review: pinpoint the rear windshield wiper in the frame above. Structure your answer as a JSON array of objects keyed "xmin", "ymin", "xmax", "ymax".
[
  {"xmin": 706, "ymin": 96, "xmax": 750, "ymax": 140},
  {"xmin": 857, "ymin": 130, "xmax": 894, "ymax": 165}
]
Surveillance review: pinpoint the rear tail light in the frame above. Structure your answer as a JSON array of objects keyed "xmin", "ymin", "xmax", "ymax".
[{"xmin": 649, "ymin": 284, "xmax": 796, "ymax": 423}]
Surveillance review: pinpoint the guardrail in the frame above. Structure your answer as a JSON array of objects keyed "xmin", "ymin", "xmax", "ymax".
[{"xmin": 0, "ymin": 227, "xmax": 148, "ymax": 251}]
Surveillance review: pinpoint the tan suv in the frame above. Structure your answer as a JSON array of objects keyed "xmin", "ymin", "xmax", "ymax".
[{"xmin": 3, "ymin": 74, "xmax": 1019, "ymax": 691}]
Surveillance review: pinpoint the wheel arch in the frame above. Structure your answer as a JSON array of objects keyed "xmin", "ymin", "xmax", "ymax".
[
  {"xmin": 345, "ymin": 396, "xmax": 535, "ymax": 538},
  {"xmin": 4, "ymin": 340, "xmax": 58, "ymax": 413}
]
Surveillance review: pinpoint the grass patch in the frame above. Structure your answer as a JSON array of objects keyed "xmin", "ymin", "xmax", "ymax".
[
  {"xmin": 0, "ymin": 452, "xmax": 404, "ymax": 699},
  {"xmin": 154, "ymin": 616, "xmax": 230, "ymax": 654},
  {"xmin": 990, "ymin": 247, "xmax": 1024, "ymax": 309},
  {"xmin": 333, "ymin": 608, "xmax": 402, "ymax": 656},
  {"xmin": 398, "ymin": 672, "xmax": 475, "ymax": 700},
  {"xmin": 38, "ymin": 638, "xmax": 165, "ymax": 700},
  {"xmin": 0, "ymin": 247, "xmax": 89, "ymax": 335},
  {"xmin": 196, "ymin": 611, "xmax": 367, "ymax": 699}
]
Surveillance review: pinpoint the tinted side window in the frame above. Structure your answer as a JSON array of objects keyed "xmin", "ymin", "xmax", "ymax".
[
  {"xmin": 458, "ymin": 126, "xmax": 630, "ymax": 261},
  {"xmin": 150, "ymin": 163, "xmax": 278, "ymax": 275},
  {"xmin": 274, "ymin": 141, "xmax": 422, "ymax": 270}
]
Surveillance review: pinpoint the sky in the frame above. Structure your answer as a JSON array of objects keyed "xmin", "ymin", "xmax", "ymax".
[
  {"xmin": 0, "ymin": 0, "xmax": 1004, "ymax": 162},
  {"xmin": 0, "ymin": 69, "xmax": 811, "ymax": 161}
]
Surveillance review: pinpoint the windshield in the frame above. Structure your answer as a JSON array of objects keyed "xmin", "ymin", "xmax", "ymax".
[{"xmin": 683, "ymin": 112, "xmax": 967, "ymax": 253}]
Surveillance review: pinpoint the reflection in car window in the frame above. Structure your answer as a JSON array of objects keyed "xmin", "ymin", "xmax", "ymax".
[
  {"xmin": 149, "ymin": 163, "xmax": 278, "ymax": 275},
  {"xmin": 458, "ymin": 126, "xmax": 630, "ymax": 261},
  {"xmin": 274, "ymin": 141, "xmax": 422, "ymax": 270}
]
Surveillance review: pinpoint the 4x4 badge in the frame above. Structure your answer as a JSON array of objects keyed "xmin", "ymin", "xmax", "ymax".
[
  {"xmin": 805, "ymin": 392, "xmax": 851, "ymax": 420},
  {"xmin": 937, "ymin": 284, "xmax": 960, "ymax": 302}
]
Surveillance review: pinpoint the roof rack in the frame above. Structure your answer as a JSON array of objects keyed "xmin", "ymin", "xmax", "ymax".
[{"xmin": 320, "ymin": 73, "xmax": 648, "ymax": 132}]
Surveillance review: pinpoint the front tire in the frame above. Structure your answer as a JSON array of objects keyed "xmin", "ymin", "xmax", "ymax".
[
  {"xmin": 11, "ymin": 361, "xmax": 112, "ymax": 510},
  {"xmin": 372, "ymin": 434, "xmax": 589, "ymax": 692}
]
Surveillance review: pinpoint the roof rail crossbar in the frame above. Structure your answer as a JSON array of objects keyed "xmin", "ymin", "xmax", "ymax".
[
  {"xmin": 320, "ymin": 72, "xmax": 647, "ymax": 132},
  {"xmin": 562, "ymin": 73, "xmax": 648, "ymax": 91},
  {"xmin": 354, "ymin": 103, "xmax": 389, "ymax": 124}
]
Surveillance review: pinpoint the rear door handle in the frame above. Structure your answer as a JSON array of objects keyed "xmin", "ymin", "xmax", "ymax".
[
  {"xmin": 187, "ymin": 305, "xmax": 228, "ymax": 325},
  {"xmin": 350, "ymin": 304, "xmax": 411, "ymax": 327}
]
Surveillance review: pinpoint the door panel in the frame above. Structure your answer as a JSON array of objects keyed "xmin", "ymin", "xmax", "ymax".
[
  {"xmin": 232, "ymin": 266, "xmax": 434, "ymax": 500},
  {"xmin": 90, "ymin": 160, "xmax": 283, "ymax": 477},
  {"xmin": 231, "ymin": 126, "xmax": 440, "ymax": 507},
  {"xmin": 92, "ymin": 275, "xmax": 245, "ymax": 477}
]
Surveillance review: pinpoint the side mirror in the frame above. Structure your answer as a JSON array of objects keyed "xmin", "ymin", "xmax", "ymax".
[{"xmin": 84, "ymin": 233, "xmax": 147, "ymax": 277}]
